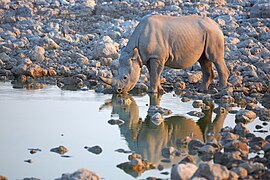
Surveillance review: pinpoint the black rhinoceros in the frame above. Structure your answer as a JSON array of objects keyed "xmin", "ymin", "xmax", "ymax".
[{"xmin": 101, "ymin": 15, "xmax": 229, "ymax": 93}]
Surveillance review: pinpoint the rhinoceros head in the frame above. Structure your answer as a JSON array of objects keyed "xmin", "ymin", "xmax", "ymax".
[{"xmin": 100, "ymin": 48, "xmax": 143, "ymax": 93}]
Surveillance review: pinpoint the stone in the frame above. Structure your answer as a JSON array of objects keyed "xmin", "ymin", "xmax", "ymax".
[
  {"xmin": 262, "ymin": 143, "xmax": 270, "ymax": 153},
  {"xmin": 233, "ymin": 123, "xmax": 249, "ymax": 137},
  {"xmin": 29, "ymin": 46, "xmax": 45, "ymax": 62},
  {"xmin": 162, "ymin": 146, "xmax": 175, "ymax": 157},
  {"xmin": 86, "ymin": 145, "xmax": 102, "ymax": 155},
  {"xmin": 92, "ymin": 36, "xmax": 119, "ymax": 59},
  {"xmin": 231, "ymin": 167, "xmax": 248, "ymax": 178},
  {"xmin": 192, "ymin": 100, "xmax": 205, "ymax": 108},
  {"xmin": 235, "ymin": 109, "xmax": 257, "ymax": 124},
  {"xmin": 239, "ymin": 162, "xmax": 265, "ymax": 174},
  {"xmin": 261, "ymin": 92, "xmax": 270, "ymax": 109},
  {"xmin": 55, "ymin": 168, "xmax": 100, "ymax": 180},
  {"xmin": 0, "ymin": 175, "xmax": 8, "ymax": 180},
  {"xmin": 192, "ymin": 163, "xmax": 230, "ymax": 180},
  {"xmin": 187, "ymin": 111, "xmax": 205, "ymax": 118},
  {"xmin": 187, "ymin": 72, "xmax": 202, "ymax": 83},
  {"xmin": 224, "ymin": 140, "xmax": 249, "ymax": 157},
  {"xmin": 188, "ymin": 139, "xmax": 205, "ymax": 155},
  {"xmin": 50, "ymin": 145, "xmax": 68, "ymax": 155},
  {"xmin": 150, "ymin": 112, "xmax": 164, "ymax": 126},
  {"xmin": 42, "ymin": 37, "xmax": 59, "ymax": 50},
  {"xmin": 27, "ymin": 64, "xmax": 47, "ymax": 78},
  {"xmin": 198, "ymin": 145, "xmax": 216, "ymax": 155},
  {"xmin": 171, "ymin": 163, "xmax": 198, "ymax": 180},
  {"xmin": 250, "ymin": 2, "xmax": 270, "ymax": 18}
]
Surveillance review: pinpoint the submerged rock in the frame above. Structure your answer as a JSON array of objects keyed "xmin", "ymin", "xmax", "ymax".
[
  {"xmin": 55, "ymin": 168, "xmax": 100, "ymax": 180},
  {"xmin": 85, "ymin": 145, "xmax": 102, "ymax": 155},
  {"xmin": 50, "ymin": 145, "xmax": 68, "ymax": 155},
  {"xmin": 150, "ymin": 112, "xmax": 164, "ymax": 126}
]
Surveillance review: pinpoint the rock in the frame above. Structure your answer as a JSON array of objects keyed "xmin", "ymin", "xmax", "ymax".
[
  {"xmin": 188, "ymin": 139, "xmax": 205, "ymax": 155},
  {"xmin": 261, "ymin": 92, "xmax": 270, "ymax": 109},
  {"xmin": 198, "ymin": 145, "xmax": 216, "ymax": 156},
  {"xmin": 231, "ymin": 167, "xmax": 248, "ymax": 178},
  {"xmin": 29, "ymin": 46, "xmax": 45, "ymax": 62},
  {"xmin": 187, "ymin": 111, "xmax": 205, "ymax": 118},
  {"xmin": 42, "ymin": 37, "xmax": 59, "ymax": 50},
  {"xmin": 224, "ymin": 140, "xmax": 249, "ymax": 157},
  {"xmin": 192, "ymin": 100, "xmax": 205, "ymax": 108},
  {"xmin": 50, "ymin": 145, "xmax": 68, "ymax": 155},
  {"xmin": 86, "ymin": 145, "xmax": 102, "ymax": 155},
  {"xmin": 48, "ymin": 67, "xmax": 57, "ymax": 76},
  {"xmin": 28, "ymin": 148, "xmax": 42, "ymax": 154},
  {"xmin": 27, "ymin": 64, "xmax": 47, "ymax": 78},
  {"xmin": 233, "ymin": 123, "xmax": 249, "ymax": 137},
  {"xmin": 162, "ymin": 146, "xmax": 175, "ymax": 158},
  {"xmin": 181, "ymin": 97, "xmax": 190, "ymax": 102},
  {"xmin": 235, "ymin": 109, "xmax": 257, "ymax": 124},
  {"xmin": 171, "ymin": 163, "xmax": 198, "ymax": 180},
  {"xmin": 250, "ymin": 2, "xmax": 270, "ymax": 18},
  {"xmin": 92, "ymin": 36, "xmax": 119, "ymax": 59},
  {"xmin": 108, "ymin": 119, "xmax": 124, "ymax": 125},
  {"xmin": 192, "ymin": 163, "xmax": 230, "ymax": 180},
  {"xmin": 187, "ymin": 72, "xmax": 202, "ymax": 83},
  {"xmin": 55, "ymin": 168, "xmax": 100, "ymax": 180},
  {"xmin": 239, "ymin": 162, "xmax": 265, "ymax": 174},
  {"xmin": 58, "ymin": 76, "xmax": 84, "ymax": 90},
  {"xmin": 262, "ymin": 143, "xmax": 270, "ymax": 153},
  {"xmin": 150, "ymin": 112, "xmax": 164, "ymax": 126},
  {"xmin": 0, "ymin": 176, "xmax": 8, "ymax": 180}
]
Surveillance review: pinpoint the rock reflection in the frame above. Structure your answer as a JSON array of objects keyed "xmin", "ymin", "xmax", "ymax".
[{"xmin": 105, "ymin": 93, "xmax": 228, "ymax": 177}]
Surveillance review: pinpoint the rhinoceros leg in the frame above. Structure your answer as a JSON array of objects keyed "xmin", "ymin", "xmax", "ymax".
[
  {"xmin": 213, "ymin": 61, "xmax": 229, "ymax": 90},
  {"xmin": 198, "ymin": 57, "xmax": 214, "ymax": 92},
  {"xmin": 147, "ymin": 58, "xmax": 165, "ymax": 94}
]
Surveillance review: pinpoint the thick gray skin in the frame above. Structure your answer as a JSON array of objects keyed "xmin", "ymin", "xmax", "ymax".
[{"xmin": 101, "ymin": 15, "xmax": 230, "ymax": 93}]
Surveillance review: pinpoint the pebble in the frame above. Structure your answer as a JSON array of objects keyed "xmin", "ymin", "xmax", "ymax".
[
  {"xmin": 50, "ymin": 145, "xmax": 68, "ymax": 155},
  {"xmin": 86, "ymin": 145, "xmax": 103, "ymax": 155}
]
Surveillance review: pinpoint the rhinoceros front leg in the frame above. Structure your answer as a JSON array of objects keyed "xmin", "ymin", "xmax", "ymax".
[{"xmin": 147, "ymin": 58, "xmax": 165, "ymax": 94}]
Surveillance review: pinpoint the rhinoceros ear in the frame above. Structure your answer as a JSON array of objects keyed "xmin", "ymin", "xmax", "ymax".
[{"xmin": 131, "ymin": 48, "xmax": 143, "ymax": 68}]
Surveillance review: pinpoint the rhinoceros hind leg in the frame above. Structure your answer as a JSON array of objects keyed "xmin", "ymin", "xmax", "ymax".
[
  {"xmin": 213, "ymin": 61, "xmax": 229, "ymax": 90},
  {"xmin": 147, "ymin": 58, "xmax": 164, "ymax": 93},
  {"xmin": 198, "ymin": 57, "xmax": 214, "ymax": 92}
]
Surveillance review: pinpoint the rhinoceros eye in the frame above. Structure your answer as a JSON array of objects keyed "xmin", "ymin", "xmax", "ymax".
[{"xmin": 123, "ymin": 75, "xmax": 127, "ymax": 80}]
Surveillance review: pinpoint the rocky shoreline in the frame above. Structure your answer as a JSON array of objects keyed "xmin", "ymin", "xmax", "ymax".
[{"xmin": 0, "ymin": 0, "xmax": 270, "ymax": 179}]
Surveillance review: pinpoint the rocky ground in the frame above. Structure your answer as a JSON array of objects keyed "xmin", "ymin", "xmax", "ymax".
[{"xmin": 0, "ymin": 0, "xmax": 270, "ymax": 179}]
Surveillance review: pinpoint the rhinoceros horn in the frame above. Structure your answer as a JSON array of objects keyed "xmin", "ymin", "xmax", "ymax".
[{"xmin": 100, "ymin": 77, "xmax": 113, "ymax": 86}]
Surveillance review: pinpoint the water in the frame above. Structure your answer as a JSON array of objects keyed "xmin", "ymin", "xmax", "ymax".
[{"xmin": 0, "ymin": 82, "xmax": 268, "ymax": 179}]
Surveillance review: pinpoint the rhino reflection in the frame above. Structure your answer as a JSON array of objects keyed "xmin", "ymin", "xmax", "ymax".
[{"xmin": 108, "ymin": 94, "xmax": 227, "ymax": 169}]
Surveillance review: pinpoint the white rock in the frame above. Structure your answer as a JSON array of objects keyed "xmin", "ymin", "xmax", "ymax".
[
  {"xmin": 151, "ymin": 112, "xmax": 163, "ymax": 126},
  {"xmin": 171, "ymin": 163, "xmax": 198, "ymax": 180}
]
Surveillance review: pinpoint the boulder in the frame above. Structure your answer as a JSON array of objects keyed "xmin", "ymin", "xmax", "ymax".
[
  {"xmin": 171, "ymin": 163, "xmax": 198, "ymax": 180},
  {"xmin": 192, "ymin": 163, "xmax": 230, "ymax": 180},
  {"xmin": 235, "ymin": 109, "xmax": 257, "ymax": 124},
  {"xmin": 92, "ymin": 36, "xmax": 119, "ymax": 59},
  {"xmin": 29, "ymin": 46, "xmax": 45, "ymax": 62},
  {"xmin": 55, "ymin": 168, "xmax": 100, "ymax": 180}
]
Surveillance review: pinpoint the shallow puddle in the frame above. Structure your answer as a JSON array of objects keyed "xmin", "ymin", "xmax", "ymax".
[{"xmin": 0, "ymin": 82, "xmax": 268, "ymax": 179}]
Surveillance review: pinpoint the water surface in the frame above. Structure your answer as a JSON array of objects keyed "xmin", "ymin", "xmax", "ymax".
[{"xmin": 0, "ymin": 82, "xmax": 268, "ymax": 179}]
